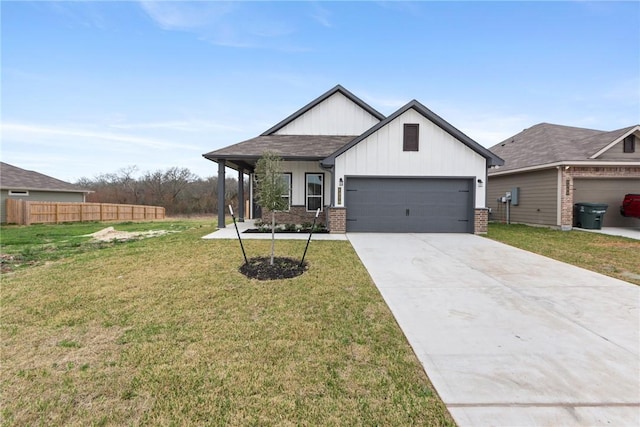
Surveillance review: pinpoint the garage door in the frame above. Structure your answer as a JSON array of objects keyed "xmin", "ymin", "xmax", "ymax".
[
  {"xmin": 574, "ymin": 178, "xmax": 640, "ymax": 227},
  {"xmin": 345, "ymin": 177, "xmax": 474, "ymax": 233}
]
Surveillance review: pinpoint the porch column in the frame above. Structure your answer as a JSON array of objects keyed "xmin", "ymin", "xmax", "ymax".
[
  {"xmin": 238, "ymin": 167, "xmax": 245, "ymax": 222},
  {"xmin": 217, "ymin": 159, "xmax": 226, "ymax": 228}
]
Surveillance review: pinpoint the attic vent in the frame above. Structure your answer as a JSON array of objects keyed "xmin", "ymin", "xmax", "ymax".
[
  {"xmin": 403, "ymin": 124, "xmax": 419, "ymax": 152},
  {"xmin": 623, "ymin": 135, "xmax": 636, "ymax": 153}
]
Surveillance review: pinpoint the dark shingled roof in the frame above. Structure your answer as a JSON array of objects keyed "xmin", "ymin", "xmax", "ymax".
[
  {"xmin": 488, "ymin": 123, "xmax": 639, "ymax": 174},
  {"xmin": 0, "ymin": 162, "xmax": 89, "ymax": 193},
  {"xmin": 203, "ymin": 135, "xmax": 356, "ymax": 168}
]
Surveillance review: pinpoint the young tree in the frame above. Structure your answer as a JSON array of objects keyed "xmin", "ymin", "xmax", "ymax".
[{"xmin": 254, "ymin": 151, "xmax": 288, "ymax": 265}]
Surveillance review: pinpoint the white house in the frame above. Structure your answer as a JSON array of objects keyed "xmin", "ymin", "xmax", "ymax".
[{"xmin": 203, "ymin": 85, "xmax": 503, "ymax": 233}]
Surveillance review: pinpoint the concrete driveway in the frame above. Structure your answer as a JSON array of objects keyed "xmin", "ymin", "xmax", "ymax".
[{"xmin": 347, "ymin": 233, "xmax": 640, "ymax": 427}]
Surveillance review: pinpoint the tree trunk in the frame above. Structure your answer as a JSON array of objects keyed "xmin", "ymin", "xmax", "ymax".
[{"xmin": 270, "ymin": 211, "xmax": 275, "ymax": 265}]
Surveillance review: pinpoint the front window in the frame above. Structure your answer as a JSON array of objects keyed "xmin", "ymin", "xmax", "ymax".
[
  {"xmin": 306, "ymin": 173, "xmax": 323, "ymax": 211},
  {"xmin": 281, "ymin": 173, "xmax": 292, "ymax": 211}
]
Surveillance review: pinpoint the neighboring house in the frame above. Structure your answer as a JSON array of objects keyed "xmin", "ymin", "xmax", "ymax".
[
  {"xmin": 487, "ymin": 123, "xmax": 640, "ymax": 229},
  {"xmin": 203, "ymin": 85, "xmax": 503, "ymax": 233},
  {"xmin": 0, "ymin": 162, "xmax": 90, "ymax": 223}
]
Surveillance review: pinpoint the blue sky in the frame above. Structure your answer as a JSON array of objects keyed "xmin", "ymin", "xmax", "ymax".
[{"xmin": 2, "ymin": 1, "xmax": 639, "ymax": 182}]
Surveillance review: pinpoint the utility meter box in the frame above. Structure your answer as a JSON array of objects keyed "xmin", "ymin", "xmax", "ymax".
[{"xmin": 511, "ymin": 187, "xmax": 520, "ymax": 206}]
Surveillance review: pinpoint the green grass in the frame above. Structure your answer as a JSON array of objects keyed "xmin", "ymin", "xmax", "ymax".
[
  {"xmin": 486, "ymin": 223, "xmax": 640, "ymax": 285},
  {"xmin": 0, "ymin": 220, "xmax": 454, "ymax": 426},
  {"xmin": 0, "ymin": 219, "xmax": 212, "ymax": 272}
]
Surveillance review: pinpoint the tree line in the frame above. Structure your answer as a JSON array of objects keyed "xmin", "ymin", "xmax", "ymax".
[{"xmin": 76, "ymin": 166, "xmax": 244, "ymax": 216}]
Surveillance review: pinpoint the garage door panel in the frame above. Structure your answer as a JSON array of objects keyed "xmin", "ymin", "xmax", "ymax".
[{"xmin": 346, "ymin": 177, "xmax": 473, "ymax": 233}]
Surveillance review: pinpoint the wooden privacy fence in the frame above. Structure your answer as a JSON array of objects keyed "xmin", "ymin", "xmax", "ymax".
[{"xmin": 5, "ymin": 199, "xmax": 165, "ymax": 225}]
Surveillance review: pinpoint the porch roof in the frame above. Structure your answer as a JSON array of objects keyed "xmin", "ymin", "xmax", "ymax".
[{"xmin": 202, "ymin": 135, "xmax": 356, "ymax": 171}]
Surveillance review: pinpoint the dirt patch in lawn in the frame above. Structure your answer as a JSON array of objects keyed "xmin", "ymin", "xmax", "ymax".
[
  {"xmin": 239, "ymin": 257, "xmax": 307, "ymax": 280},
  {"xmin": 88, "ymin": 227, "xmax": 174, "ymax": 242}
]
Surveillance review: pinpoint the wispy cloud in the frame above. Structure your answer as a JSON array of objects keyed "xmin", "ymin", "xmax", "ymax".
[
  {"xmin": 138, "ymin": 1, "xmax": 316, "ymax": 51},
  {"xmin": 2, "ymin": 122, "xmax": 199, "ymax": 151},
  {"xmin": 138, "ymin": 1, "xmax": 235, "ymax": 31},
  {"xmin": 108, "ymin": 119, "xmax": 243, "ymax": 133},
  {"xmin": 48, "ymin": 1, "xmax": 110, "ymax": 30},
  {"xmin": 309, "ymin": 2, "xmax": 332, "ymax": 28}
]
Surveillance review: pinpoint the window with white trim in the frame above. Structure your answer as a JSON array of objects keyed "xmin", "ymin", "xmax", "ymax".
[
  {"xmin": 280, "ymin": 173, "xmax": 292, "ymax": 211},
  {"xmin": 8, "ymin": 190, "xmax": 29, "ymax": 196},
  {"xmin": 306, "ymin": 173, "xmax": 323, "ymax": 211}
]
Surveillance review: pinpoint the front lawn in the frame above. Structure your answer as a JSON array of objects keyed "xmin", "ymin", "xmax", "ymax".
[
  {"xmin": 487, "ymin": 223, "xmax": 640, "ymax": 285},
  {"xmin": 0, "ymin": 220, "xmax": 454, "ymax": 426}
]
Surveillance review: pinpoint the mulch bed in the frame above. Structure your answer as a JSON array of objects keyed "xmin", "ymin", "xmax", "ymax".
[{"xmin": 239, "ymin": 256, "xmax": 307, "ymax": 280}]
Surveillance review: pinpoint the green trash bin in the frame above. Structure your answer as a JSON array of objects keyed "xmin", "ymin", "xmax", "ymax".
[{"xmin": 574, "ymin": 203, "xmax": 608, "ymax": 229}]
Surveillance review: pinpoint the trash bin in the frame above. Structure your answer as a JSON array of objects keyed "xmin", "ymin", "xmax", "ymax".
[{"xmin": 574, "ymin": 203, "xmax": 608, "ymax": 229}]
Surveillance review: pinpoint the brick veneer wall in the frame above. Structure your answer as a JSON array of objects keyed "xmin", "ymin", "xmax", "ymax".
[
  {"xmin": 559, "ymin": 166, "xmax": 640, "ymax": 229},
  {"xmin": 261, "ymin": 206, "xmax": 326, "ymax": 225},
  {"xmin": 328, "ymin": 207, "xmax": 346, "ymax": 233},
  {"xmin": 474, "ymin": 208, "xmax": 489, "ymax": 234}
]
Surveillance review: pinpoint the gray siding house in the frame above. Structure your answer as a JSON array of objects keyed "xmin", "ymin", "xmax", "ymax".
[
  {"xmin": 203, "ymin": 85, "xmax": 503, "ymax": 233},
  {"xmin": 487, "ymin": 123, "xmax": 640, "ymax": 229},
  {"xmin": 0, "ymin": 162, "xmax": 90, "ymax": 223}
]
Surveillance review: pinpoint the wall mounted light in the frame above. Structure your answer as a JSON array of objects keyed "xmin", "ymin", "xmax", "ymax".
[
  {"xmin": 339, "ymin": 178, "xmax": 344, "ymax": 187},
  {"xmin": 477, "ymin": 178, "xmax": 484, "ymax": 188}
]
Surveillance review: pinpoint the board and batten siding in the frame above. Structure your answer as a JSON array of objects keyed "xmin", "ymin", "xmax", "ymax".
[
  {"xmin": 487, "ymin": 169, "xmax": 558, "ymax": 226},
  {"xmin": 274, "ymin": 92, "xmax": 380, "ymax": 136},
  {"xmin": 279, "ymin": 161, "xmax": 331, "ymax": 209},
  {"xmin": 334, "ymin": 108, "xmax": 488, "ymax": 208},
  {"xmin": 1, "ymin": 190, "xmax": 85, "ymax": 223}
]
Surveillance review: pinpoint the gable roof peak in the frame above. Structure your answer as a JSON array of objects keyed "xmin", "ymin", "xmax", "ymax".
[
  {"xmin": 260, "ymin": 84, "xmax": 385, "ymax": 136},
  {"xmin": 322, "ymin": 99, "xmax": 504, "ymax": 167}
]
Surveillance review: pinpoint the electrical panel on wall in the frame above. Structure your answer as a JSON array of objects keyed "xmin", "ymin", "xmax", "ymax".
[{"xmin": 511, "ymin": 187, "xmax": 520, "ymax": 206}]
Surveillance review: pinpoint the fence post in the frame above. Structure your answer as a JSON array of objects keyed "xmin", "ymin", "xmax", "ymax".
[{"xmin": 24, "ymin": 201, "xmax": 31, "ymax": 226}]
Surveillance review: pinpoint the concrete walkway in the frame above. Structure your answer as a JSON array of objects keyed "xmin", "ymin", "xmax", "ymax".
[
  {"xmin": 576, "ymin": 226, "xmax": 640, "ymax": 240},
  {"xmin": 348, "ymin": 233, "xmax": 640, "ymax": 427},
  {"xmin": 202, "ymin": 219, "xmax": 347, "ymax": 241}
]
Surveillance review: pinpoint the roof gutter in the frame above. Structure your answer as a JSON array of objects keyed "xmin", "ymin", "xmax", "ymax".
[{"xmin": 489, "ymin": 160, "xmax": 640, "ymax": 177}]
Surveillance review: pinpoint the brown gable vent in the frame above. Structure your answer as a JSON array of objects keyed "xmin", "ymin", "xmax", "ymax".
[
  {"xmin": 623, "ymin": 135, "xmax": 636, "ymax": 153},
  {"xmin": 403, "ymin": 123, "xmax": 419, "ymax": 151}
]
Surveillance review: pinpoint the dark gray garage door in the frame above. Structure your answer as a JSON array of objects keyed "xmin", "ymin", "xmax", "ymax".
[
  {"xmin": 574, "ymin": 178, "xmax": 640, "ymax": 227},
  {"xmin": 345, "ymin": 177, "xmax": 474, "ymax": 233}
]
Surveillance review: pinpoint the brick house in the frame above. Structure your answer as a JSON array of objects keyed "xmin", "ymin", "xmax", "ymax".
[
  {"xmin": 203, "ymin": 85, "xmax": 503, "ymax": 234},
  {"xmin": 487, "ymin": 123, "xmax": 640, "ymax": 229}
]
